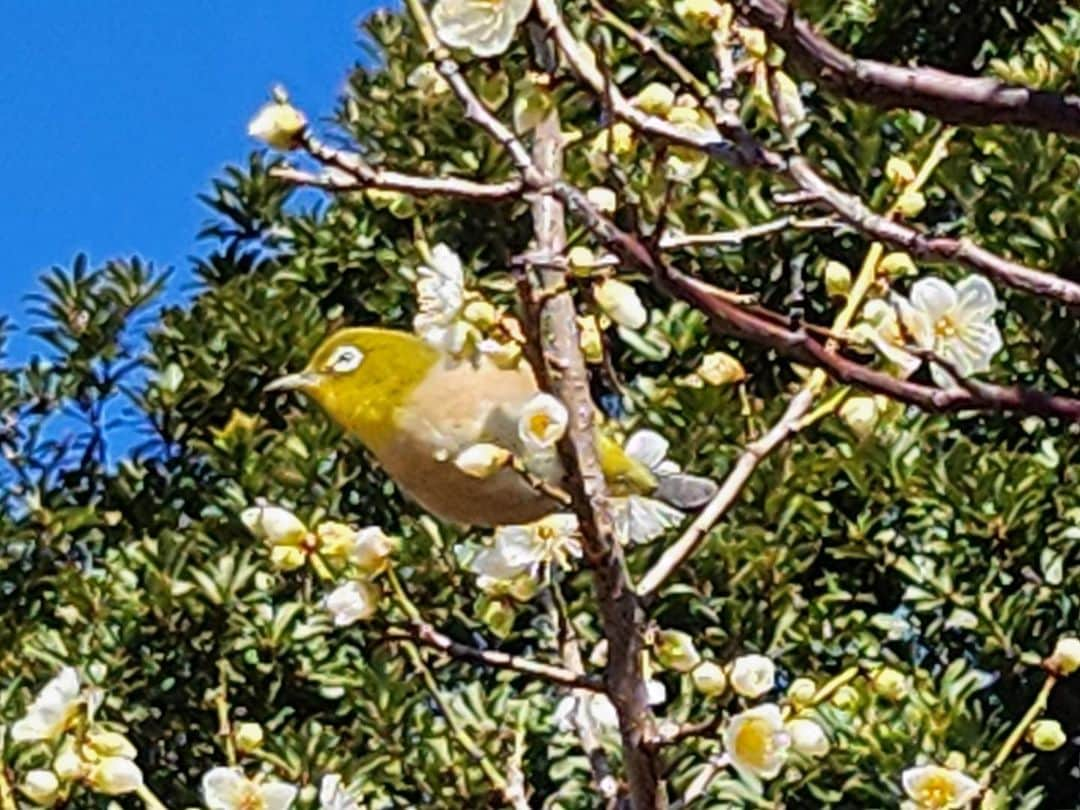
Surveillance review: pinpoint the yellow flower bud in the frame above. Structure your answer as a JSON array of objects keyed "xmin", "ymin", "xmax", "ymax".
[
  {"xmin": 20, "ymin": 770, "xmax": 59, "ymax": 806},
  {"xmin": 1049, "ymin": 636, "xmax": 1080, "ymax": 675},
  {"xmin": 1029, "ymin": 719, "xmax": 1066, "ymax": 751},
  {"xmin": 878, "ymin": 252, "xmax": 917, "ymax": 277},
  {"xmin": 270, "ymin": 545, "xmax": 306, "ymax": 571},
  {"xmin": 577, "ymin": 316, "xmax": 605, "ymax": 364},
  {"xmin": 894, "ymin": 189, "xmax": 927, "ymax": 218},
  {"xmin": 697, "ymin": 351, "xmax": 746, "ymax": 386},
  {"xmin": 824, "ymin": 261, "xmax": 852, "ymax": 297},
  {"xmin": 247, "ymin": 100, "xmax": 307, "ymax": 150},
  {"xmin": 691, "ymin": 661, "xmax": 728, "ymax": 696},
  {"xmin": 737, "ymin": 26, "xmax": 768, "ymax": 59},
  {"xmin": 885, "ymin": 156, "xmax": 917, "ymax": 186},
  {"xmin": 787, "ymin": 677, "xmax": 817, "ymax": 707},
  {"xmin": 839, "ymin": 396, "xmax": 880, "ymax": 439},
  {"xmin": 84, "ymin": 729, "xmax": 137, "ymax": 761},
  {"xmin": 872, "ymin": 667, "xmax": 910, "ymax": 701},
  {"xmin": 633, "ymin": 83, "xmax": 676, "ymax": 116},
  {"xmin": 235, "ymin": 722, "xmax": 265, "ymax": 752},
  {"xmin": 654, "ymin": 629, "xmax": 702, "ymax": 673},
  {"xmin": 674, "ymin": 0, "xmax": 731, "ymax": 29},
  {"xmin": 463, "ymin": 300, "xmax": 499, "ymax": 329},
  {"xmin": 568, "ymin": 246, "xmax": 598, "ymax": 271},
  {"xmin": 87, "ymin": 757, "xmax": 143, "ymax": 795},
  {"xmin": 831, "ymin": 684, "xmax": 860, "ymax": 712}
]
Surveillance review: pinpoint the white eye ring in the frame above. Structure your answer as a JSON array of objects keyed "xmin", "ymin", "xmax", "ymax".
[{"xmin": 327, "ymin": 345, "xmax": 364, "ymax": 373}]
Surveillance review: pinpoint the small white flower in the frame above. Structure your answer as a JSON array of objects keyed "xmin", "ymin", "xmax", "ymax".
[
  {"xmin": 494, "ymin": 513, "xmax": 582, "ymax": 573},
  {"xmin": 691, "ymin": 661, "xmax": 728, "ymax": 696},
  {"xmin": 901, "ymin": 765, "xmax": 980, "ymax": 809},
  {"xmin": 11, "ymin": 666, "xmax": 83, "ymax": 743},
  {"xmin": 724, "ymin": 703, "xmax": 791, "ymax": 780},
  {"xmin": 202, "ymin": 767, "xmax": 298, "ymax": 810},
  {"xmin": 323, "ymin": 581, "xmax": 379, "ymax": 627},
  {"xmin": 654, "ymin": 630, "xmax": 702, "ymax": 673},
  {"xmin": 414, "ymin": 243, "xmax": 469, "ymax": 352},
  {"xmin": 406, "ymin": 63, "xmax": 450, "ymax": 98},
  {"xmin": 347, "ymin": 527, "xmax": 395, "ymax": 575},
  {"xmin": 318, "ymin": 774, "xmax": 359, "ymax": 810},
  {"xmin": 247, "ymin": 101, "xmax": 306, "ymax": 150},
  {"xmin": 787, "ymin": 718, "xmax": 830, "ymax": 758},
  {"xmin": 20, "ymin": 770, "xmax": 60, "ymax": 805},
  {"xmin": 241, "ymin": 505, "xmax": 307, "ymax": 547},
  {"xmin": 431, "ymin": 0, "xmax": 533, "ymax": 57},
  {"xmin": 553, "ymin": 680, "xmax": 666, "ymax": 733},
  {"xmin": 518, "ymin": 393, "xmax": 569, "ymax": 451},
  {"xmin": 88, "ymin": 757, "xmax": 144, "ymax": 796},
  {"xmin": 1050, "ymin": 636, "xmax": 1080, "ymax": 675},
  {"xmin": 897, "ymin": 275, "xmax": 1003, "ymax": 388},
  {"xmin": 454, "ymin": 443, "xmax": 512, "ymax": 478},
  {"xmin": 729, "ymin": 654, "xmax": 775, "ymax": 698},
  {"xmin": 594, "ymin": 279, "xmax": 648, "ymax": 330}
]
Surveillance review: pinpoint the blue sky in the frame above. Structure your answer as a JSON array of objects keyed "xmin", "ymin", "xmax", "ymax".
[{"xmin": 1, "ymin": 1, "xmax": 378, "ymax": 359}]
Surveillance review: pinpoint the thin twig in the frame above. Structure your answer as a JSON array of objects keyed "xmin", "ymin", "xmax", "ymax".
[{"xmin": 658, "ymin": 216, "xmax": 838, "ymax": 249}]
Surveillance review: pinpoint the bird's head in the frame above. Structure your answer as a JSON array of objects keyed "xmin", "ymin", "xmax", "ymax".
[{"xmin": 265, "ymin": 327, "xmax": 439, "ymax": 443}]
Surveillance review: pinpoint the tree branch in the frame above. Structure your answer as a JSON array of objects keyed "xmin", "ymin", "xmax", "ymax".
[
  {"xmin": 273, "ymin": 162, "xmax": 523, "ymax": 201},
  {"xmin": 734, "ymin": 0, "xmax": 1080, "ymax": 137},
  {"xmin": 385, "ymin": 623, "xmax": 604, "ymax": 691}
]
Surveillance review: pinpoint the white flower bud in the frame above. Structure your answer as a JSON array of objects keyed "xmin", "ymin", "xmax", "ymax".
[
  {"xmin": 1049, "ymin": 636, "xmax": 1080, "ymax": 675},
  {"xmin": 787, "ymin": 677, "xmax": 817, "ymax": 707},
  {"xmin": 691, "ymin": 661, "xmax": 727, "ymax": 696},
  {"xmin": 21, "ymin": 770, "xmax": 60, "ymax": 805},
  {"xmin": 235, "ymin": 722, "xmax": 265, "ymax": 752},
  {"xmin": 697, "ymin": 351, "xmax": 746, "ymax": 386},
  {"xmin": 872, "ymin": 667, "xmax": 910, "ymax": 701},
  {"xmin": 1029, "ymin": 719, "xmax": 1067, "ymax": 751},
  {"xmin": 87, "ymin": 757, "xmax": 143, "ymax": 795},
  {"xmin": 241, "ymin": 505, "xmax": 307, "ymax": 546},
  {"xmin": 247, "ymin": 101, "xmax": 307, "ymax": 150},
  {"xmin": 824, "ymin": 261, "xmax": 852, "ymax": 297},
  {"xmin": 595, "ymin": 279, "xmax": 647, "ymax": 330},
  {"xmin": 729, "ymin": 654, "xmax": 776, "ymax": 698},
  {"xmin": 453, "ymin": 443, "xmax": 513, "ymax": 479},
  {"xmin": 654, "ymin": 630, "xmax": 701, "ymax": 673},
  {"xmin": 787, "ymin": 718, "xmax": 830, "ymax": 757}
]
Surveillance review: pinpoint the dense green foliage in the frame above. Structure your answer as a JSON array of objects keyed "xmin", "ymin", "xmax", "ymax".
[{"xmin": 2, "ymin": 1, "xmax": 1079, "ymax": 807}]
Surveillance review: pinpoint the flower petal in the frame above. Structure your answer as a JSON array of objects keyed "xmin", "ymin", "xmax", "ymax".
[
  {"xmin": 909, "ymin": 277, "xmax": 957, "ymax": 323},
  {"xmin": 623, "ymin": 430, "xmax": 669, "ymax": 471},
  {"xmin": 954, "ymin": 275, "xmax": 998, "ymax": 321}
]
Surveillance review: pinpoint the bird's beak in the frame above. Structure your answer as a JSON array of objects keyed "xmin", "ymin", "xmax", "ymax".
[{"xmin": 264, "ymin": 371, "xmax": 320, "ymax": 393}]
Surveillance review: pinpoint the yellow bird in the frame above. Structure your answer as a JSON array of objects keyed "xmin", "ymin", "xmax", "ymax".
[{"xmin": 266, "ymin": 327, "xmax": 715, "ymax": 534}]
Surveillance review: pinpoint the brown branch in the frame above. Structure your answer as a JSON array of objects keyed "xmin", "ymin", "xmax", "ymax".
[
  {"xmin": 553, "ymin": 1, "xmax": 1080, "ymax": 307},
  {"xmin": 272, "ymin": 164, "xmax": 523, "ymax": 201},
  {"xmin": 637, "ymin": 388, "xmax": 815, "ymax": 597},
  {"xmin": 385, "ymin": 623, "xmax": 603, "ymax": 691},
  {"xmin": 735, "ymin": 0, "xmax": 1080, "ymax": 137}
]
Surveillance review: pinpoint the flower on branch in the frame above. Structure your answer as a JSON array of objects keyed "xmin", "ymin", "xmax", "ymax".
[
  {"xmin": 323, "ymin": 580, "xmax": 380, "ymax": 627},
  {"xmin": 724, "ymin": 703, "xmax": 791, "ymax": 780},
  {"xmin": 87, "ymin": 757, "xmax": 144, "ymax": 796},
  {"xmin": 729, "ymin": 654, "xmax": 776, "ymax": 698},
  {"xmin": 11, "ymin": 667, "xmax": 85, "ymax": 743},
  {"xmin": 407, "ymin": 63, "xmax": 451, "ymax": 99},
  {"xmin": 454, "ymin": 442, "xmax": 513, "ymax": 478},
  {"xmin": 691, "ymin": 661, "xmax": 728, "ymax": 696},
  {"xmin": 202, "ymin": 767, "xmax": 298, "ymax": 810},
  {"xmin": 594, "ymin": 278, "xmax": 648, "ymax": 330},
  {"xmin": 431, "ymin": 0, "xmax": 533, "ymax": 57},
  {"xmin": 654, "ymin": 629, "xmax": 702, "ymax": 673},
  {"xmin": 554, "ymin": 681, "xmax": 667, "ymax": 734},
  {"xmin": 901, "ymin": 765, "xmax": 980, "ymax": 809},
  {"xmin": 518, "ymin": 393, "xmax": 569, "ymax": 452},
  {"xmin": 1029, "ymin": 719, "xmax": 1066, "ymax": 751},
  {"xmin": 897, "ymin": 275, "xmax": 1003, "ymax": 388},
  {"xmin": 247, "ymin": 98, "xmax": 307, "ymax": 150},
  {"xmin": 20, "ymin": 770, "xmax": 60, "ymax": 805},
  {"xmin": 415, "ymin": 243, "xmax": 470, "ymax": 354},
  {"xmin": 1048, "ymin": 636, "xmax": 1080, "ymax": 675},
  {"xmin": 853, "ymin": 299, "xmax": 922, "ymax": 378},
  {"xmin": 319, "ymin": 774, "xmax": 360, "ymax": 810},
  {"xmin": 786, "ymin": 717, "xmax": 830, "ymax": 758}
]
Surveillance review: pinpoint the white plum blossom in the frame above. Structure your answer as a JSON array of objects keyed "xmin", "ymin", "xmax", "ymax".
[
  {"xmin": 11, "ymin": 666, "xmax": 83, "ymax": 743},
  {"xmin": 594, "ymin": 278, "xmax": 648, "ymax": 329},
  {"xmin": 554, "ymin": 680, "xmax": 667, "ymax": 734},
  {"xmin": 724, "ymin": 703, "xmax": 791, "ymax": 781},
  {"xmin": 518, "ymin": 393, "xmax": 569, "ymax": 452},
  {"xmin": 347, "ymin": 527, "xmax": 395, "ymax": 575},
  {"xmin": 729, "ymin": 654, "xmax": 776, "ymax": 698},
  {"xmin": 247, "ymin": 101, "xmax": 306, "ymax": 150},
  {"xmin": 494, "ymin": 514, "xmax": 582, "ymax": 574},
  {"xmin": 901, "ymin": 765, "xmax": 980, "ymax": 809},
  {"xmin": 432, "ymin": 0, "xmax": 532, "ymax": 57},
  {"xmin": 20, "ymin": 770, "xmax": 60, "ymax": 805},
  {"xmin": 202, "ymin": 767, "xmax": 298, "ymax": 810},
  {"xmin": 318, "ymin": 774, "xmax": 359, "ymax": 810},
  {"xmin": 323, "ymin": 581, "xmax": 379, "ymax": 627},
  {"xmin": 897, "ymin": 275, "xmax": 1003, "ymax": 388},
  {"xmin": 414, "ymin": 243, "xmax": 470, "ymax": 353}
]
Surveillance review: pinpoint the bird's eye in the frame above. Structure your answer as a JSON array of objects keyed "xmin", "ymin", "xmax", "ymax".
[{"xmin": 326, "ymin": 345, "xmax": 363, "ymax": 374}]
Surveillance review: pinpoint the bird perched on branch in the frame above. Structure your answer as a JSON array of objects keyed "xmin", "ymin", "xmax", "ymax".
[{"xmin": 267, "ymin": 327, "xmax": 716, "ymax": 541}]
